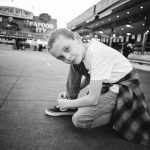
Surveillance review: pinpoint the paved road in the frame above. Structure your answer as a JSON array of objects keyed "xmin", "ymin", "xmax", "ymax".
[{"xmin": 0, "ymin": 48, "xmax": 150, "ymax": 150}]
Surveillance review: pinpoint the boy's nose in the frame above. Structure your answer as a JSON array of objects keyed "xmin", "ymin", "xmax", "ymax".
[{"xmin": 64, "ymin": 54, "xmax": 71, "ymax": 61}]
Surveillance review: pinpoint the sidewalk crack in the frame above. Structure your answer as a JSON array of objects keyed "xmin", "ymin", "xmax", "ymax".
[{"xmin": 0, "ymin": 59, "xmax": 30, "ymax": 108}]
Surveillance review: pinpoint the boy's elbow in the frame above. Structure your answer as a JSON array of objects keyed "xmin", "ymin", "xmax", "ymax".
[
  {"xmin": 93, "ymin": 97, "xmax": 99, "ymax": 105},
  {"xmin": 88, "ymin": 95, "xmax": 99, "ymax": 105}
]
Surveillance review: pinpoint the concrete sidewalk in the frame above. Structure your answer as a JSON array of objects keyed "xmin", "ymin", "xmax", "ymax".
[{"xmin": 0, "ymin": 48, "xmax": 150, "ymax": 150}]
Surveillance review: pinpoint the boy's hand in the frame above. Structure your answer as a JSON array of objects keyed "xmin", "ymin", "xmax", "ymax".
[
  {"xmin": 57, "ymin": 98, "xmax": 68, "ymax": 110},
  {"xmin": 58, "ymin": 91, "xmax": 68, "ymax": 99}
]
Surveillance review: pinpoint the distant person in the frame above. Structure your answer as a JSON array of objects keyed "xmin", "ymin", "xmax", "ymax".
[
  {"xmin": 122, "ymin": 40, "xmax": 135, "ymax": 58},
  {"xmin": 36, "ymin": 39, "xmax": 43, "ymax": 51},
  {"xmin": 45, "ymin": 28, "xmax": 150, "ymax": 146}
]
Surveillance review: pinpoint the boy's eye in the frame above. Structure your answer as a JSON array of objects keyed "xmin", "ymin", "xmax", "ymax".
[{"xmin": 64, "ymin": 47, "xmax": 70, "ymax": 52}]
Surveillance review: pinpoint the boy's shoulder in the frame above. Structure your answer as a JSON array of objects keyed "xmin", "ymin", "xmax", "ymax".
[
  {"xmin": 87, "ymin": 39, "xmax": 117, "ymax": 58},
  {"xmin": 88, "ymin": 39, "xmax": 112, "ymax": 51}
]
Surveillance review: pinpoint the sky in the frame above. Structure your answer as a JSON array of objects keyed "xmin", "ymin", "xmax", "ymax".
[{"xmin": 0, "ymin": 0, "xmax": 101, "ymax": 28}]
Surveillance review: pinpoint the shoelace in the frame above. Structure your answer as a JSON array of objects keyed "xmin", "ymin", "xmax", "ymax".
[{"xmin": 56, "ymin": 105, "xmax": 67, "ymax": 111}]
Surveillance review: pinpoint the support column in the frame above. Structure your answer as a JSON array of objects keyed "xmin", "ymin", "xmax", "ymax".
[
  {"xmin": 109, "ymin": 28, "xmax": 114, "ymax": 47},
  {"xmin": 142, "ymin": 12, "xmax": 150, "ymax": 54},
  {"xmin": 142, "ymin": 32, "xmax": 147, "ymax": 54}
]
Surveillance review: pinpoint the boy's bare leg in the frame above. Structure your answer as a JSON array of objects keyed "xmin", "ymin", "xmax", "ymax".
[{"xmin": 66, "ymin": 64, "xmax": 82, "ymax": 99}]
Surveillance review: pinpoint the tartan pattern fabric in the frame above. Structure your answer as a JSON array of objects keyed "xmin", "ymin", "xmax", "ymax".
[
  {"xmin": 67, "ymin": 62, "xmax": 150, "ymax": 146},
  {"xmin": 113, "ymin": 69, "xmax": 150, "ymax": 146}
]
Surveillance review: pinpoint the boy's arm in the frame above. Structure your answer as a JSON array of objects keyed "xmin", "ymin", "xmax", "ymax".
[{"xmin": 58, "ymin": 80, "xmax": 102, "ymax": 109}]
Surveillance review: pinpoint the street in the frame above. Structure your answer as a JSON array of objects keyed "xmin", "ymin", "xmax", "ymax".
[{"xmin": 0, "ymin": 48, "xmax": 150, "ymax": 150}]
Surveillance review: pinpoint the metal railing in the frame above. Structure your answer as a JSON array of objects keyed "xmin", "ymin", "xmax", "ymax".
[{"xmin": 129, "ymin": 59, "xmax": 150, "ymax": 65}]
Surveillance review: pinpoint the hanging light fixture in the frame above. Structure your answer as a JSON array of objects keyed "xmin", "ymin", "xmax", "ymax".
[
  {"xmin": 126, "ymin": 20, "xmax": 131, "ymax": 28},
  {"xmin": 126, "ymin": 33, "xmax": 131, "ymax": 35},
  {"xmin": 99, "ymin": 30, "xmax": 103, "ymax": 34},
  {"xmin": 126, "ymin": 24, "xmax": 131, "ymax": 27}
]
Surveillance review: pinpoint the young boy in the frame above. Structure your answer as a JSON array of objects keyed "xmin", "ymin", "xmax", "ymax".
[{"xmin": 45, "ymin": 28, "xmax": 150, "ymax": 146}]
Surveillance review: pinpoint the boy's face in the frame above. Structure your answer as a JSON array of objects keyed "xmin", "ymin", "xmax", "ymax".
[{"xmin": 49, "ymin": 35, "xmax": 85, "ymax": 64}]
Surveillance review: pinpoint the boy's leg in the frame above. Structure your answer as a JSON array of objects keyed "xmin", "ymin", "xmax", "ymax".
[
  {"xmin": 72, "ymin": 90, "xmax": 117, "ymax": 128},
  {"xmin": 91, "ymin": 113, "xmax": 112, "ymax": 128},
  {"xmin": 66, "ymin": 64, "xmax": 82, "ymax": 99},
  {"xmin": 45, "ymin": 64, "xmax": 82, "ymax": 116}
]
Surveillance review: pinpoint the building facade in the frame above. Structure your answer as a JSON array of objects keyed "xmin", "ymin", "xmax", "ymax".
[
  {"xmin": 0, "ymin": 6, "xmax": 57, "ymax": 48},
  {"xmin": 67, "ymin": 0, "xmax": 150, "ymax": 54}
]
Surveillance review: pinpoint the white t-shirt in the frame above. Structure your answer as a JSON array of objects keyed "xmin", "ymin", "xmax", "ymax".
[{"xmin": 83, "ymin": 39, "xmax": 133, "ymax": 93}]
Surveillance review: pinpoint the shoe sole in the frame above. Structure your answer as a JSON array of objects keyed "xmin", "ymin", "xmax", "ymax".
[{"xmin": 45, "ymin": 109, "xmax": 75, "ymax": 116}]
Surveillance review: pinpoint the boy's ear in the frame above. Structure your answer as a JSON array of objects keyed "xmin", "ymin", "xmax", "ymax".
[{"xmin": 75, "ymin": 35, "xmax": 82, "ymax": 43}]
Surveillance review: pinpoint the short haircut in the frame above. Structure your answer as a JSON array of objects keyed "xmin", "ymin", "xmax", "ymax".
[{"xmin": 47, "ymin": 28, "xmax": 81, "ymax": 51}]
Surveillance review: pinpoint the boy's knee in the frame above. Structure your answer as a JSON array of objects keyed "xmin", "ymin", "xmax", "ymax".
[
  {"xmin": 72, "ymin": 113, "xmax": 92, "ymax": 129},
  {"xmin": 72, "ymin": 113, "xmax": 80, "ymax": 128}
]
